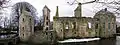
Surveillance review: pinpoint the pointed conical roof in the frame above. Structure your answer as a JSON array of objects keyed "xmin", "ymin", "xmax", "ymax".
[{"xmin": 43, "ymin": 5, "xmax": 51, "ymax": 12}]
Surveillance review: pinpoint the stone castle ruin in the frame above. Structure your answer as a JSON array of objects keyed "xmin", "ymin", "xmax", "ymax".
[{"xmin": 53, "ymin": 3, "xmax": 116, "ymax": 40}]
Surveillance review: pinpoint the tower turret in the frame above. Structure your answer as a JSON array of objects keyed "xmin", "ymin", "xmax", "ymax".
[
  {"xmin": 55, "ymin": 6, "xmax": 59, "ymax": 17},
  {"xmin": 74, "ymin": 3, "xmax": 82, "ymax": 17}
]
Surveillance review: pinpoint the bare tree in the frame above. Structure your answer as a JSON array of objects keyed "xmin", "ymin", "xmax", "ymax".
[
  {"xmin": 11, "ymin": 2, "xmax": 38, "ymax": 31},
  {"xmin": 67, "ymin": 0, "xmax": 98, "ymax": 5},
  {"xmin": 0, "ymin": 0, "xmax": 11, "ymax": 8},
  {"xmin": 34, "ymin": 16, "xmax": 43, "ymax": 31},
  {"xmin": 67, "ymin": 0, "xmax": 120, "ymax": 17},
  {"xmin": 95, "ymin": 0, "xmax": 120, "ymax": 16},
  {"xmin": 0, "ymin": 0, "xmax": 11, "ymax": 28}
]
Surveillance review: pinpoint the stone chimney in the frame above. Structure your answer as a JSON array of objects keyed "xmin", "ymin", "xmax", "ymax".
[
  {"xmin": 74, "ymin": 3, "xmax": 82, "ymax": 17},
  {"xmin": 55, "ymin": 6, "xmax": 59, "ymax": 17}
]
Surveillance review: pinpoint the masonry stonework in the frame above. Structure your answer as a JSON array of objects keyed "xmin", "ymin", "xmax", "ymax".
[
  {"xmin": 53, "ymin": 4, "xmax": 96, "ymax": 40},
  {"xmin": 19, "ymin": 8, "xmax": 34, "ymax": 42},
  {"xmin": 94, "ymin": 8, "xmax": 116, "ymax": 38},
  {"xmin": 53, "ymin": 3, "xmax": 116, "ymax": 40}
]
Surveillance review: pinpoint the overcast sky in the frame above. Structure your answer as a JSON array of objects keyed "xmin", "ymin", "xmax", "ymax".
[{"xmin": 9, "ymin": 0, "xmax": 119, "ymax": 22}]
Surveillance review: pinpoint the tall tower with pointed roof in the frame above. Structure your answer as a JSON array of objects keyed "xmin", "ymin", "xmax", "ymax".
[
  {"xmin": 43, "ymin": 5, "xmax": 50, "ymax": 31},
  {"xmin": 74, "ymin": 3, "xmax": 82, "ymax": 17}
]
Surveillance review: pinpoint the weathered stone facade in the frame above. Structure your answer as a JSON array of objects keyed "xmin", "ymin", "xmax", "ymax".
[
  {"xmin": 18, "ymin": 3, "xmax": 116, "ymax": 44},
  {"xmin": 53, "ymin": 4, "xmax": 116, "ymax": 40},
  {"xmin": 43, "ymin": 5, "xmax": 50, "ymax": 31},
  {"xmin": 54, "ymin": 17, "xmax": 89, "ymax": 40},
  {"xmin": 86, "ymin": 17, "xmax": 96, "ymax": 37},
  {"xmin": 30, "ymin": 6, "xmax": 56, "ymax": 44},
  {"xmin": 94, "ymin": 8, "xmax": 116, "ymax": 38},
  {"xmin": 30, "ymin": 30, "xmax": 56, "ymax": 44},
  {"xmin": 53, "ymin": 4, "xmax": 96, "ymax": 40},
  {"xmin": 19, "ymin": 8, "xmax": 34, "ymax": 42},
  {"xmin": 18, "ymin": 5, "xmax": 56, "ymax": 44}
]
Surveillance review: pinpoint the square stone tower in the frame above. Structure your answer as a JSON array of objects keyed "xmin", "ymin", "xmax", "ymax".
[
  {"xmin": 19, "ymin": 8, "xmax": 34, "ymax": 42},
  {"xmin": 43, "ymin": 5, "xmax": 50, "ymax": 31}
]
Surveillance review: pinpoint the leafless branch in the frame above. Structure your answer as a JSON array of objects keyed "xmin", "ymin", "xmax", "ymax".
[
  {"xmin": 82, "ymin": 0, "xmax": 98, "ymax": 5},
  {"xmin": 0, "ymin": 0, "xmax": 11, "ymax": 8},
  {"xmin": 67, "ymin": 0, "xmax": 99, "ymax": 5}
]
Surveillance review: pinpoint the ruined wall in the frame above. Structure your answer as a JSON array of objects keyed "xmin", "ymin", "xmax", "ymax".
[
  {"xmin": 53, "ymin": 17, "xmax": 90, "ymax": 40},
  {"xmin": 86, "ymin": 17, "xmax": 96, "ymax": 37},
  {"xmin": 94, "ymin": 9, "xmax": 116, "ymax": 38},
  {"xmin": 19, "ymin": 10, "xmax": 34, "ymax": 42},
  {"xmin": 30, "ymin": 30, "xmax": 56, "ymax": 44}
]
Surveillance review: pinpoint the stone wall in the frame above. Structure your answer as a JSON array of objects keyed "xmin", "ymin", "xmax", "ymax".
[
  {"xmin": 94, "ymin": 8, "xmax": 116, "ymax": 38},
  {"xmin": 53, "ymin": 17, "xmax": 91, "ymax": 40},
  {"xmin": 30, "ymin": 30, "xmax": 56, "ymax": 44},
  {"xmin": 86, "ymin": 17, "xmax": 96, "ymax": 37},
  {"xmin": 19, "ymin": 10, "xmax": 34, "ymax": 42}
]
